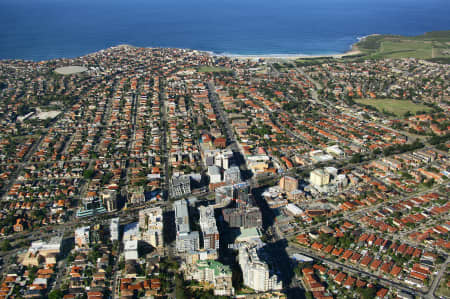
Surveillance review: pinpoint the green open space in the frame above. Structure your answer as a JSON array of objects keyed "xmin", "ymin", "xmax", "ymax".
[
  {"xmin": 355, "ymin": 31, "xmax": 450, "ymax": 61},
  {"xmin": 197, "ymin": 66, "xmax": 233, "ymax": 73},
  {"xmin": 354, "ymin": 98, "xmax": 433, "ymax": 117},
  {"xmin": 436, "ymin": 274, "xmax": 450, "ymax": 298}
]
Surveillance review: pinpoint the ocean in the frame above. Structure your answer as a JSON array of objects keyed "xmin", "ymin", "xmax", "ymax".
[{"xmin": 0, "ymin": 0, "xmax": 449, "ymax": 61}]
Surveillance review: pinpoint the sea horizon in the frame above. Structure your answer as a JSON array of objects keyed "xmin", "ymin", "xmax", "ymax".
[{"xmin": 0, "ymin": 0, "xmax": 449, "ymax": 61}]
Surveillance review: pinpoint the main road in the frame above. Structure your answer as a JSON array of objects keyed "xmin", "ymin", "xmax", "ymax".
[{"xmin": 207, "ymin": 80, "xmax": 254, "ymax": 183}]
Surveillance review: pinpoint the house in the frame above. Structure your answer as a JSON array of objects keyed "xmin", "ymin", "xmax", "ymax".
[
  {"xmin": 390, "ymin": 265, "xmax": 402, "ymax": 278},
  {"xmin": 370, "ymin": 259, "xmax": 382, "ymax": 271},
  {"xmin": 334, "ymin": 272, "xmax": 346, "ymax": 285},
  {"xmin": 360, "ymin": 255, "xmax": 372, "ymax": 267},
  {"xmin": 376, "ymin": 288, "xmax": 388, "ymax": 299},
  {"xmin": 343, "ymin": 276, "xmax": 356, "ymax": 289}
]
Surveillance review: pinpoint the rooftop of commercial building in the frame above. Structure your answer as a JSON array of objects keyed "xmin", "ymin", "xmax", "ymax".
[{"xmin": 195, "ymin": 259, "xmax": 232, "ymax": 276}]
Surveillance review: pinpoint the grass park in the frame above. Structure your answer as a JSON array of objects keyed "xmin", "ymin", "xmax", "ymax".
[
  {"xmin": 355, "ymin": 31, "xmax": 450, "ymax": 61},
  {"xmin": 292, "ymin": 31, "xmax": 450, "ymax": 66},
  {"xmin": 197, "ymin": 66, "xmax": 232, "ymax": 73},
  {"xmin": 435, "ymin": 273, "xmax": 450, "ymax": 298},
  {"xmin": 354, "ymin": 98, "xmax": 433, "ymax": 117}
]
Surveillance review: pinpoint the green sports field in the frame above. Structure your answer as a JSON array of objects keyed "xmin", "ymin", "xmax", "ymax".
[{"xmin": 354, "ymin": 98, "xmax": 433, "ymax": 117}]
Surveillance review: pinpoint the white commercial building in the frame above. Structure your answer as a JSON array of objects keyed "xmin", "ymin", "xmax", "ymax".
[
  {"xmin": 224, "ymin": 166, "xmax": 241, "ymax": 184},
  {"xmin": 75, "ymin": 226, "xmax": 90, "ymax": 249},
  {"xmin": 174, "ymin": 199, "xmax": 200, "ymax": 253},
  {"xmin": 310, "ymin": 169, "xmax": 330, "ymax": 186},
  {"xmin": 324, "ymin": 166, "xmax": 338, "ymax": 178},
  {"xmin": 214, "ymin": 149, "xmax": 233, "ymax": 170},
  {"xmin": 174, "ymin": 199, "xmax": 190, "ymax": 234},
  {"xmin": 326, "ymin": 145, "xmax": 345, "ymax": 158},
  {"xmin": 199, "ymin": 206, "xmax": 219, "ymax": 250},
  {"xmin": 124, "ymin": 240, "xmax": 139, "ymax": 261},
  {"xmin": 184, "ymin": 260, "xmax": 234, "ymax": 296},
  {"xmin": 29, "ymin": 236, "xmax": 62, "ymax": 255},
  {"xmin": 238, "ymin": 243, "xmax": 282, "ymax": 292},
  {"xmin": 110, "ymin": 217, "xmax": 120, "ymax": 241},
  {"xmin": 285, "ymin": 203, "xmax": 303, "ymax": 217},
  {"xmin": 170, "ymin": 174, "xmax": 191, "ymax": 198},
  {"xmin": 139, "ymin": 207, "xmax": 164, "ymax": 249},
  {"xmin": 123, "ymin": 222, "xmax": 139, "ymax": 242},
  {"xmin": 208, "ymin": 165, "xmax": 222, "ymax": 184},
  {"xmin": 177, "ymin": 231, "xmax": 200, "ymax": 253}
]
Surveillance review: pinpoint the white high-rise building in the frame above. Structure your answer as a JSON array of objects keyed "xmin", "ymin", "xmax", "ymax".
[
  {"xmin": 238, "ymin": 244, "xmax": 282, "ymax": 292},
  {"xmin": 310, "ymin": 169, "xmax": 330, "ymax": 186},
  {"xmin": 174, "ymin": 199, "xmax": 190, "ymax": 234},
  {"xmin": 75, "ymin": 226, "xmax": 90, "ymax": 249},
  {"xmin": 208, "ymin": 165, "xmax": 222, "ymax": 184},
  {"xmin": 214, "ymin": 149, "xmax": 233, "ymax": 170},
  {"xmin": 199, "ymin": 206, "xmax": 219, "ymax": 250},
  {"xmin": 110, "ymin": 218, "xmax": 119, "ymax": 241},
  {"xmin": 176, "ymin": 231, "xmax": 200, "ymax": 253},
  {"xmin": 101, "ymin": 189, "xmax": 118, "ymax": 212},
  {"xmin": 224, "ymin": 166, "xmax": 241, "ymax": 184},
  {"xmin": 174, "ymin": 199, "xmax": 200, "ymax": 253},
  {"xmin": 170, "ymin": 175, "xmax": 191, "ymax": 198},
  {"xmin": 139, "ymin": 207, "xmax": 164, "ymax": 249}
]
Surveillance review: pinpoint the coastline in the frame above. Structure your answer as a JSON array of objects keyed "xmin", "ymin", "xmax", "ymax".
[
  {"xmin": 219, "ymin": 35, "xmax": 381, "ymax": 60},
  {"xmin": 113, "ymin": 43, "xmax": 363, "ymax": 60},
  {"xmin": 111, "ymin": 43, "xmax": 364, "ymax": 61},
  {"xmin": 3, "ymin": 35, "xmax": 376, "ymax": 62}
]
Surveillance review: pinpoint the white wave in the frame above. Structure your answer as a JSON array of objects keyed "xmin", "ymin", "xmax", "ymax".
[{"xmin": 211, "ymin": 51, "xmax": 340, "ymax": 58}]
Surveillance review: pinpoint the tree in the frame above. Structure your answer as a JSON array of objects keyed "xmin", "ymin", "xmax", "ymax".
[
  {"xmin": 357, "ymin": 287, "xmax": 376, "ymax": 299},
  {"xmin": 28, "ymin": 266, "xmax": 39, "ymax": 282},
  {"xmin": 83, "ymin": 169, "xmax": 95, "ymax": 179},
  {"xmin": 48, "ymin": 289, "xmax": 64, "ymax": 299},
  {"xmin": 424, "ymin": 178, "xmax": 435, "ymax": 188},
  {"xmin": 175, "ymin": 275, "xmax": 188, "ymax": 299},
  {"xmin": 66, "ymin": 252, "xmax": 75, "ymax": 263},
  {"xmin": 350, "ymin": 153, "xmax": 363, "ymax": 164},
  {"xmin": 0, "ymin": 240, "xmax": 11, "ymax": 251},
  {"xmin": 435, "ymin": 256, "xmax": 445, "ymax": 264}
]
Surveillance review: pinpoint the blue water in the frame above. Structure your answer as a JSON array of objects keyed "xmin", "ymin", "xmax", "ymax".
[{"xmin": 0, "ymin": 0, "xmax": 449, "ymax": 61}]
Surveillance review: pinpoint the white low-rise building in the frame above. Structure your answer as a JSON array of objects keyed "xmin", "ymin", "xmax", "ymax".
[
  {"xmin": 285, "ymin": 203, "xmax": 303, "ymax": 217},
  {"xmin": 185, "ymin": 260, "xmax": 234, "ymax": 296},
  {"xmin": 124, "ymin": 240, "xmax": 139, "ymax": 261}
]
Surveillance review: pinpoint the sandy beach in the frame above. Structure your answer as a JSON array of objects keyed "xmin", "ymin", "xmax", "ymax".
[{"xmin": 225, "ymin": 49, "xmax": 363, "ymax": 60}]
